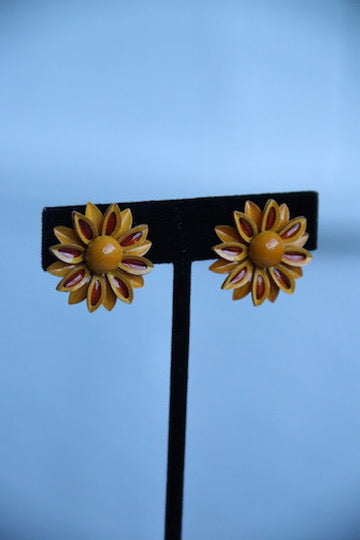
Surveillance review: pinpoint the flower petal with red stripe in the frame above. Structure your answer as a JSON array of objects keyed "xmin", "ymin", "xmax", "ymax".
[
  {"xmin": 269, "ymin": 265, "xmax": 295, "ymax": 294},
  {"xmin": 279, "ymin": 217, "xmax": 307, "ymax": 244},
  {"xmin": 102, "ymin": 204, "xmax": 123, "ymax": 238},
  {"xmin": 282, "ymin": 247, "xmax": 312, "ymax": 267},
  {"xmin": 233, "ymin": 211, "xmax": 258, "ymax": 244},
  {"xmin": 252, "ymin": 268, "xmax": 270, "ymax": 306},
  {"xmin": 119, "ymin": 256, "xmax": 153, "ymax": 275},
  {"xmin": 261, "ymin": 199, "xmax": 281, "ymax": 232},
  {"xmin": 72, "ymin": 212, "xmax": 97, "ymax": 245},
  {"xmin": 213, "ymin": 242, "xmax": 248, "ymax": 262},
  {"xmin": 87, "ymin": 275, "xmax": 106, "ymax": 312},
  {"xmin": 56, "ymin": 265, "xmax": 90, "ymax": 292},
  {"xmin": 107, "ymin": 271, "xmax": 134, "ymax": 304},
  {"xmin": 119, "ymin": 225, "xmax": 148, "ymax": 250},
  {"xmin": 50, "ymin": 243, "xmax": 84, "ymax": 264},
  {"xmin": 222, "ymin": 261, "xmax": 254, "ymax": 290}
]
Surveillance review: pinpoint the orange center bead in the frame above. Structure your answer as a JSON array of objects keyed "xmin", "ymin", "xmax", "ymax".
[
  {"xmin": 249, "ymin": 231, "xmax": 284, "ymax": 268},
  {"xmin": 86, "ymin": 235, "xmax": 122, "ymax": 274}
]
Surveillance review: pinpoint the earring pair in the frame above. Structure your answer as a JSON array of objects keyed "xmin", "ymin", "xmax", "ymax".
[{"xmin": 47, "ymin": 200, "xmax": 312, "ymax": 312}]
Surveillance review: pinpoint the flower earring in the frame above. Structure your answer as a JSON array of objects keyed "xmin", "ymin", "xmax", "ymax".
[
  {"xmin": 47, "ymin": 202, "xmax": 153, "ymax": 312},
  {"xmin": 209, "ymin": 199, "xmax": 312, "ymax": 306}
]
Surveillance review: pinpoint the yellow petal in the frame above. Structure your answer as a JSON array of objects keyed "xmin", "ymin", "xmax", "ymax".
[
  {"xmin": 214, "ymin": 225, "xmax": 241, "ymax": 243},
  {"xmin": 87, "ymin": 275, "xmax": 106, "ymax": 312},
  {"xmin": 282, "ymin": 263, "xmax": 303, "ymax": 279},
  {"xmin": 244, "ymin": 200, "xmax": 262, "ymax": 230},
  {"xmin": 233, "ymin": 211, "xmax": 258, "ymax": 244},
  {"xmin": 72, "ymin": 212, "xmax": 97, "ymax": 245},
  {"xmin": 269, "ymin": 265, "xmax": 295, "ymax": 294},
  {"xmin": 125, "ymin": 240, "xmax": 152, "ymax": 257},
  {"xmin": 209, "ymin": 259, "xmax": 238, "ymax": 274},
  {"xmin": 85, "ymin": 202, "xmax": 104, "ymax": 235},
  {"xmin": 277, "ymin": 203, "xmax": 290, "ymax": 231},
  {"xmin": 118, "ymin": 208, "xmax": 133, "ymax": 236},
  {"xmin": 118, "ymin": 225, "xmax": 148, "ymax": 249},
  {"xmin": 53, "ymin": 226, "xmax": 78, "ymax": 244},
  {"xmin": 261, "ymin": 199, "xmax": 281, "ymax": 232},
  {"xmin": 279, "ymin": 217, "xmax": 307, "ymax": 244},
  {"xmin": 282, "ymin": 247, "xmax": 312, "ymax": 267},
  {"xmin": 107, "ymin": 271, "xmax": 134, "ymax": 304},
  {"xmin": 56, "ymin": 265, "xmax": 90, "ymax": 292},
  {"xmin": 102, "ymin": 204, "xmax": 123, "ymax": 237},
  {"xmin": 251, "ymin": 269, "xmax": 270, "ymax": 306},
  {"xmin": 268, "ymin": 277, "xmax": 280, "ymax": 302},
  {"xmin": 291, "ymin": 233, "xmax": 309, "ymax": 248},
  {"xmin": 212, "ymin": 242, "xmax": 248, "ymax": 262},
  {"xmin": 232, "ymin": 276, "xmax": 252, "ymax": 300},
  {"xmin": 103, "ymin": 279, "xmax": 117, "ymax": 310},
  {"xmin": 68, "ymin": 282, "xmax": 89, "ymax": 304},
  {"xmin": 47, "ymin": 261, "xmax": 76, "ymax": 277},
  {"xmin": 116, "ymin": 269, "xmax": 144, "ymax": 288},
  {"xmin": 222, "ymin": 261, "xmax": 254, "ymax": 290},
  {"xmin": 119, "ymin": 256, "xmax": 153, "ymax": 275},
  {"xmin": 50, "ymin": 243, "xmax": 84, "ymax": 264}
]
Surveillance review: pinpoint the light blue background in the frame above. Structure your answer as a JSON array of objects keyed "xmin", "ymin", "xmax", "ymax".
[{"xmin": 0, "ymin": 1, "xmax": 359, "ymax": 539}]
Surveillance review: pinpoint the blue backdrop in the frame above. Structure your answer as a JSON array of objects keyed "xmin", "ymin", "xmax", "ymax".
[{"xmin": 0, "ymin": 1, "xmax": 359, "ymax": 538}]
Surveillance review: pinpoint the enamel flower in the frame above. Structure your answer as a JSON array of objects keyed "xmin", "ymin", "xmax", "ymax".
[
  {"xmin": 47, "ymin": 202, "xmax": 153, "ymax": 312},
  {"xmin": 209, "ymin": 199, "xmax": 312, "ymax": 306}
]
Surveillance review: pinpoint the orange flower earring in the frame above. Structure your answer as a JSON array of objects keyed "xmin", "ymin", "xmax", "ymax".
[
  {"xmin": 209, "ymin": 199, "xmax": 312, "ymax": 305},
  {"xmin": 47, "ymin": 202, "xmax": 153, "ymax": 312}
]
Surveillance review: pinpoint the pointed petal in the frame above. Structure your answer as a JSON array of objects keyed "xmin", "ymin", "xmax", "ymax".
[
  {"xmin": 72, "ymin": 212, "xmax": 97, "ymax": 244},
  {"xmin": 119, "ymin": 256, "xmax": 153, "ymax": 275},
  {"xmin": 222, "ymin": 261, "xmax": 254, "ymax": 290},
  {"xmin": 102, "ymin": 203, "xmax": 123, "ymax": 237},
  {"xmin": 85, "ymin": 202, "xmax": 103, "ymax": 235},
  {"xmin": 269, "ymin": 265, "xmax": 295, "ymax": 294},
  {"xmin": 261, "ymin": 199, "xmax": 281, "ymax": 231},
  {"xmin": 282, "ymin": 247, "xmax": 312, "ymax": 267},
  {"xmin": 277, "ymin": 203, "xmax": 290, "ymax": 231},
  {"xmin": 117, "ymin": 270, "xmax": 144, "ymax": 288},
  {"xmin": 68, "ymin": 282, "xmax": 89, "ymax": 304},
  {"xmin": 233, "ymin": 211, "xmax": 258, "ymax": 243},
  {"xmin": 121, "ymin": 272, "xmax": 144, "ymax": 288},
  {"xmin": 103, "ymin": 279, "xmax": 117, "ymax": 311},
  {"xmin": 87, "ymin": 275, "xmax": 106, "ymax": 312},
  {"xmin": 232, "ymin": 275, "xmax": 252, "ymax": 300},
  {"xmin": 118, "ymin": 208, "xmax": 133, "ymax": 236},
  {"xmin": 268, "ymin": 277, "xmax": 280, "ymax": 302},
  {"xmin": 47, "ymin": 261, "xmax": 76, "ymax": 277},
  {"xmin": 282, "ymin": 263, "xmax": 303, "ymax": 279},
  {"xmin": 107, "ymin": 271, "xmax": 134, "ymax": 304},
  {"xmin": 125, "ymin": 240, "xmax": 152, "ymax": 257},
  {"xmin": 56, "ymin": 265, "xmax": 90, "ymax": 292},
  {"xmin": 118, "ymin": 225, "xmax": 148, "ymax": 249},
  {"xmin": 279, "ymin": 217, "xmax": 307, "ymax": 244},
  {"xmin": 53, "ymin": 226, "xmax": 78, "ymax": 244},
  {"xmin": 50, "ymin": 243, "xmax": 84, "ymax": 264},
  {"xmin": 252, "ymin": 269, "xmax": 270, "ymax": 306},
  {"xmin": 209, "ymin": 259, "xmax": 238, "ymax": 274},
  {"xmin": 291, "ymin": 233, "xmax": 309, "ymax": 248},
  {"xmin": 214, "ymin": 225, "xmax": 241, "ymax": 243},
  {"xmin": 212, "ymin": 242, "xmax": 248, "ymax": 262},
  {"xmin": 245, "ymin": 200, "xmax": 262, "ymax": 229}
]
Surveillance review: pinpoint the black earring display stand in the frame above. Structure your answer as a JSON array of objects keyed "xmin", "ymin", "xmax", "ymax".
[{"xmin": 42, "ymin": 191, "xmax": 318, "ymax": 540}]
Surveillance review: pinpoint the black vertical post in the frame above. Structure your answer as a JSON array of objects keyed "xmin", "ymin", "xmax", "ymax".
[{"xmin": 165, "ymin": 258, "xmax": 192, "ymax": 540}]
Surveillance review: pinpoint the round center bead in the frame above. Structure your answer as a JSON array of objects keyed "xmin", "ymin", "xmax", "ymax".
[
  {"xmin": 249, "ymin": 231, "xmax": 284, "ymax": 268},
  {"xmin": 86, "ymin": 235, "xmax": 122, "ymax": 274}
]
